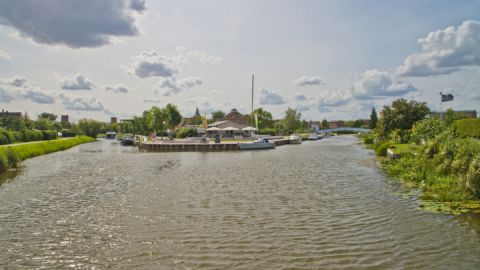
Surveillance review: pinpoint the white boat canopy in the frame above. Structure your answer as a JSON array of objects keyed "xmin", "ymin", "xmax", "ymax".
[
  {"xmin": 206, "ymin": 127, "xmax": 221, "ymax": 131},
  {"xmin": 241, "ymin": 127, "xmax": 258, "ymax": 131},
  {"xmin": 222, "ymin": 127, "xmax": 240, "ymax": 131}
]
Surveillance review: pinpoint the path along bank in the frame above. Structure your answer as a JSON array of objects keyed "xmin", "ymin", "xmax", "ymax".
[{"xmin": 0, "ymin": 136, "xmax": 94, "ymax": 174}]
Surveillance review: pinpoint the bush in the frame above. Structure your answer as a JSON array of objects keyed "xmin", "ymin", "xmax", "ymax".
[
  {"xmin": 411, "ymin": 117, "xmax": 448, "ymax": 144},
  {"xmin": 363, "ymin": 136, "xmax": 374, "ymax": 144},
  {"xmin": 0, "ymin": 148, "xmax": 8, "ymax": 172},
  {"xmin": 61, "ymin": 129, "xmax": 77, "ymax": 137},
  {"xmin": 375, "ymin": 141, "xmax": 393, "ymax": 157},
  {"xmin": 23, "ymin": 130, "xmax": 43, "ymax": 142},
  {"xmin": 176, "ymin": 127, "xmax": 198, "ymax": 138},
  {"xmin": 454, "ymin": 119, "xmax": 480, "ymax": 138},
  {"xmin": 259, "ymin": 128, "xmax": 277, "ymax": 136},
  {"xmin": 41, "ymin": 130, "xmax": 58, "ymax": 140},
  {"xmin": 0, "ymin": 132, "xmax": 9, "ymax": 145}
]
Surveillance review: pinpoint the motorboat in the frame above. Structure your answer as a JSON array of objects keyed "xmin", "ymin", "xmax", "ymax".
[
  {"xmin": 289, "ymin": 134, "xmax": 302, "ymax": 144},
  {"xmin": 239, "ymin": 138, "xmax": 275, "ymax": 150},
  {"xmin": 121, "ymin": 136, "xmax": 135, "ymax": 146},
  {"xmin": 106, "ymin": 131, "xmax": 116, "ymax": 139},
  {"xmin": 307, "ymin": 133, "xmax": 318, "ymax": 140}
]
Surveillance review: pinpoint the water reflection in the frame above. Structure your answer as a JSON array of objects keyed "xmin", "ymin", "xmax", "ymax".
[{"xmin": 0, "ymin": 136, "xmax": 479, "ymax": 269}]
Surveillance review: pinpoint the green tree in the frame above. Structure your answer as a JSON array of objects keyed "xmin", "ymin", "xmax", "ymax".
[
  {"xmin": 321, "ymin": 119, "xmax": 329, "ymax": 130},
  {"xmin": 282, "ymin": 107, "xmax": 302, "ymax": 134},
  {"xmin": 411, "ymin": 117, "xmax": 448, "ymax": 144},
  {"xmin": 376, "ymin": 98, "xmax": 430, "ymax": 142},
  {"xmin": 245, "ymin": 108, "xmax": 274, "ymax": 129},
  {"xmin": 38, "ymin": 112, "xmax": 57, "ymax": 121},
  {"xmin": 133, "ymin": 116, "xmax": 148, "ymax": 135},
  {"xmin": 78, "ymin": 119, "xmax": 103, "ymax": 138},
  {"xmin": 165, "ymin": 103, "xmax": 182, "ymax": 130},
  {"xmin": 211, "ymin": 111, "xmax": 225, "ymax": 122},
  {"xmin": 33, "ymin": 118, "xmax": 53, "ymax": 130},
  {"xmin": 369, "ymin": 107, "xmax": 378, "ymax": 129},
  {"xmin": 144, "ymin": 106, "xmax": 168, "ymax": 133}
]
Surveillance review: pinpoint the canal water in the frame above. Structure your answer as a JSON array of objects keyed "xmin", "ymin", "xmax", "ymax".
[{"xmin": 1, "ymin": 136, "xmax": 479, "ymax": 269}]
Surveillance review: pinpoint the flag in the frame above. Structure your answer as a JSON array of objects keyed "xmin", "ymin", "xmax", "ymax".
[
  {"xmin": 254, "ymin": 113, "xmax": 259, "ymax": 129},
  {"xmin": 441, "ymin": 93, "xmax": 454, "ymax": 102}
]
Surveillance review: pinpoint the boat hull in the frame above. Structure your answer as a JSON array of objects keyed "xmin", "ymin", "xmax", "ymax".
[{"xmin": 239, "ymin": 142, "xmax": 275, "ymax": 150}]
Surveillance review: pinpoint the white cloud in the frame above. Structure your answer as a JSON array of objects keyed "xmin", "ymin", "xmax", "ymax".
[
  {"xmin": 143, "ymin": 98, "xmax": 161, "ymax": 103},
  {"xmin": 259, "ymin": 88, "xmax": 286, "ymax": 105},
  {"xmin": 175, "ymin": 46, "xmax": 223, "ymax": 65},
  {"xmin": 0, "ymin": 87, "xmax": 14, "ymax": 103},
  {"xmin": 129, "ymin": 51, "xmax": 178, "ymax": 78},
  {"xmin": 59, "ymin": 94, "xmax": 104, "ymax": 111},
  {"xmin": 61, "ymin": 75, "xmax": 95, "ymax": 90},
  {"xmin": 294, "ymin": 104, "xmax": 311, "ymax": 111},
  {"xmin": 156, "ymin": 77, "xmax": 203, "ymax": 96},
  {"xmin": 1, "ymin": 76, "xmax": 29, "ymax": 87},
  {"xmin": 0, "ymin": 0, "xmax": 145, "ymax": 48},
  {"xmin": 129, "ymin": 0, "xmax": 146, "ymax": 12},
  {"xmin": 294, "ymin": 93, "xmax": 307, "ymax": 101},
  {"xmin": 209, "ymin": 90, "xmax": 224, "ymax": 95},
  {"xmin": 316, "ymin": 89, "xmax": 352, "ymax": 112},
  {"xmin": 105, "ymin": 85, "xmax": 129, "ymax": 94},
  {"xmin": 397, "ymin": 20, "xmax": 480, "ymax": 77},
  {"xmin": 351, "ymin": 69, "xmax": 416, "ymax": 99},
  {"xmin": 23, "ymin": 89, "xmax": 55, "ymax": 104},
  {"xmin": 469, "ymin": 92, "xmax": 480, "ymax": 101},
  {"xmin": 0, "ymin": 49, "xmax": 10, "ymax": 59},
  {"xmin": 293, "ymin": 76, "xmax": 324, "ymax": 86}
]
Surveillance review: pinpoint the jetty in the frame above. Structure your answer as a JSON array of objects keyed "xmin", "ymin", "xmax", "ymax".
[{"xmin": 138, "ymin": 136, "xmax": 291, "ymax": 152}]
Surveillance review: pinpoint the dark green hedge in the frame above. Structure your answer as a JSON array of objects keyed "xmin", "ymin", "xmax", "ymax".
[{"xmin": 454, "ymin": 119, "xmax": 480, "ymax": 138}]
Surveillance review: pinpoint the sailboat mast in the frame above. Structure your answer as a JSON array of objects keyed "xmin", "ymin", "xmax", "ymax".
[{"xmin": 251, "ymin": 74, "xmax": 255, "ymax": 128}]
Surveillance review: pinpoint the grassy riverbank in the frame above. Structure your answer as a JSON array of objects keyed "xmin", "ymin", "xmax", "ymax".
[
  {"xmin": 0, "ymin": 136, "xmax": 94, "ymax": 173},
  {"xmin": 361, "ymin": 134, "xmax": 480, "ymax": 213}
]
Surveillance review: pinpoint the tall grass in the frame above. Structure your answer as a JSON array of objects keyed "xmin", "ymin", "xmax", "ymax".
[{"xmin": 0, "ymin": 136, "xmax": 94, "ymax": 173}]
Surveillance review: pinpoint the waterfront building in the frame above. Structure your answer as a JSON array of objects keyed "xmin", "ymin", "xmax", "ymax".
[
  {"xmin": 61, "ymin": 115, "xmax": 69, "ymax": 123},
  {"xmin": 432, "ymin": 110, "xmax": 477, "ymax": 119},
  {"xmin": 221, "ymin": 108, "xmax": 249, "ymax": 125},
  {"xmin": 208, "ymin": 108, "xmax": 254, "ymax": 138},
  {"xmin": 328, "ymin": 120, "xmax": 345, "ymax": 129},
  {"xmin": 0, "ymin": 110, "xmax": 22, "ymax": 118}
]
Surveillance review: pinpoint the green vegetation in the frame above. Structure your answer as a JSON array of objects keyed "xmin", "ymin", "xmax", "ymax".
[
  {"xmin": 176, "ymin": 127, "xmax": 198, "ymax": 138},
  {"xmin": 454, "ymin": 118, "xmax": 480, "ymax": 138},
  {"xmin": 0, "ymin": 136, "xmax": 94, "ymax": 174},
  {"xmin": 369, "ymin": 107, "xmax": 378, "ymax": 129},
  {"xmin": 368, "ymin": 98, "xmax": 480, "ymax": 209}
]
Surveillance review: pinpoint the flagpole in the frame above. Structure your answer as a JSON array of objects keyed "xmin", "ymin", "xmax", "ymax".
[
  {"xmin": 440, "ymin": 92, "xmax": 443, "ymax": 120},
  {"xmin": 250, "ymin": 75, "xmax": 254, "ymax": 139}
]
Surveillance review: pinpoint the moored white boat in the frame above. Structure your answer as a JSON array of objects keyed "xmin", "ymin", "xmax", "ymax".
[
  {"xmin": 239, "ymin": 138, "xmax": 275, "ymax": 150},
  {"xmin": 289, "ymin": 134, "xmax": 302, "ymax": 144},
  {"xmin": 307, "ymin": 133, "xmax": 318, "ymax": 140}
]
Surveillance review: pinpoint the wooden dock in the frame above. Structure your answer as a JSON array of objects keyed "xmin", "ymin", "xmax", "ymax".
[{"xmin": 137, "ymin": 137, "xmax": 292, "ymax": 152}]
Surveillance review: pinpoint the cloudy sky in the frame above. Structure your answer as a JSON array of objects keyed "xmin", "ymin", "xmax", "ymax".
[{"xmin": 0, "ymin": 0, "xmax": 479, "ymax": 121}]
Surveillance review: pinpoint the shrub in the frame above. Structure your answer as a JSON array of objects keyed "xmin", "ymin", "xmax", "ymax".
[
  {"xmin": 41, "ymin": 130, "xmax": 58, "ymax": 140},
  {"xmin": 61, "ymin": 129, "xmax": 77, "ymax": 137},
  {"xmin": 0, "ymin": 148, "xmax": 8, "ymax": 172},
  {"xmin": 375, "ymin": 141, "xmax": 393, "ymax": 157},
  {"xmin": 176, "ymin": 127, "xmax": 198, "ymax": 138},
  {"xmin": 454, "ymin": 119, "xmax": 480, "ymax": 138},
  {"xmin": 0, "ymin": 132, "xmax": 9, "ymax": 145},
  {"xmin": 23, "ymin": 130, "xmax": 43, "ymax": 142},
  {"xmin": 411, "ymin": 117, "xmax": 448, "ymax": 144},
  {"xmin": 259, "ymin": 128, "xmax": 277, "ymax": 136},
  {"xmin": 364, "ymin": 136, "xmax": 374, "ymax": 144}
]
